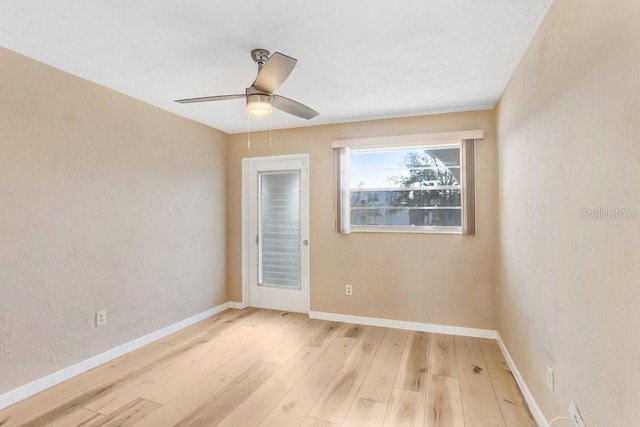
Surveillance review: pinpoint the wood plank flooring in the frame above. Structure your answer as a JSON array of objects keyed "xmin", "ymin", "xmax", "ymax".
[{"xmin": 0, "ymin": 308, "xmax": 536, "ymax": 427}]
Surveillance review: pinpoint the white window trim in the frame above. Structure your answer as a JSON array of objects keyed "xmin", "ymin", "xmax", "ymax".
[
  {"xmin": 331, "ymin": 129, "xmax": 484, "ymax": 149},
  {"xmin": 334, "ymin": 130, "xmax": 482, "ymax": 235}
]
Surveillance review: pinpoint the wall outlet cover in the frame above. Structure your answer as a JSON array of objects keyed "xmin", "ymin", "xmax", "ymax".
[
  {"xmin": 546, "ymin": 365, "xmax": 554, "ymax": 393},
  {"xmin": 96, "ymin": 310, "xmax": 107, "ymax": 327}
]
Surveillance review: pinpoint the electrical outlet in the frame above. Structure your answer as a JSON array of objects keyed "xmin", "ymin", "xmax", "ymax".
[
  {"xmin": 568, "ymin": 402, "xmax": 586, "ymax": 427},
  {"xmin": 96, "ymin": 310, "xmax": 106, "ymax": 327},
  {"xmin": 546, "ymin": 365, "xmax": 554, "ymax": 393},
  {"xmin": 345, "ymin": 284, "xmax": 353, "ymax": 296}
]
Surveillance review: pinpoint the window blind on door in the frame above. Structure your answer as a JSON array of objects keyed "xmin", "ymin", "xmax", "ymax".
[{"xmin": 259, "ymin": 171, "xmax": 301, "ymax": 288}]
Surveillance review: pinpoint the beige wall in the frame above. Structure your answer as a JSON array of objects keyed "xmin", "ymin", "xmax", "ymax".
[
  {"xmin": 227, "ymin": 111, "xmax": 498, "ymax": 329},
  {"xmin": 496, "ymin": 0, "xmax": 640, "ymax": 425},
  {"xmin": 0, "ymin": 48, "xmax": 228, "ymax": 395}
]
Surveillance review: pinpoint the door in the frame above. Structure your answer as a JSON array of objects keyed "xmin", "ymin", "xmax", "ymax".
[{"xmin": 244, "ymin": 154, "xmax": 309, "ymax": 312}]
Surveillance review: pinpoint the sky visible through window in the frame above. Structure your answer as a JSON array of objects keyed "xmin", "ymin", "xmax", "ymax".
[{"xmin": 350, "ymin": 149, "xmax": 412, "ymax": 188}]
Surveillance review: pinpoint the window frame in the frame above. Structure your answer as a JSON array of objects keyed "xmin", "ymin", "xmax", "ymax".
[{"xmin": 333, "ymin": 130, "xmax": 482, "ymax": 235}]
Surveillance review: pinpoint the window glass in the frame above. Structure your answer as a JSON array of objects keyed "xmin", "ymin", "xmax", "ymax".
[{"xmin": 348, "ymin": 145, "xmax": 462, "ymax": 231}]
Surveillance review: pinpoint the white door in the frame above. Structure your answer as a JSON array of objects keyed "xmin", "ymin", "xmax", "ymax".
[{"xmin": 244, "ymin": 154, "xmax": 309, "ymax": 313}]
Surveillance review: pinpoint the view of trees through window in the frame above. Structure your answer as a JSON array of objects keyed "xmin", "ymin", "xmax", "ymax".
[{"xmin": 349, "ymin": 145, "xmax": 462, "ymax": 228}]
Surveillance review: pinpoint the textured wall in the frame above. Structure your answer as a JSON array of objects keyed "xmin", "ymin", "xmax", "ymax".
[
  {"xmin": 496, "ymin": 0, "xmax": 640, "ymax": 425},
  {"xmin": 227, "ymin": 111, "xmax": 498, "ymax": 329},
  {"xmin": 0, "ymin": 48, "xmax": 227, "ymax": 395}
]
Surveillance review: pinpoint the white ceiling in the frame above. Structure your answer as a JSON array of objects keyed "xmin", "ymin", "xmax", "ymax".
[{"xmin": 0, "ymin": 1, "xmax": 553, "ymax": 134}]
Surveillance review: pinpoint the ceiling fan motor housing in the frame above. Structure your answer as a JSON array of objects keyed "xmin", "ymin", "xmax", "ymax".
[{"xmin": 246, "ymin": 93, "xmax": 272, "ymax": 105}]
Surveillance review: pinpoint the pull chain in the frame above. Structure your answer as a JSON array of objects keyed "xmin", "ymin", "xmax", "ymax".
[
  {"xmin": 247, "ymin": 113, "xmax": 251, "ymax": 148},
  {"xmin": 269, "ymin": 113, "xmax": 272, "ymax": 148}
]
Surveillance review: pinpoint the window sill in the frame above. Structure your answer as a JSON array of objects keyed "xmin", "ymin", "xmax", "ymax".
[{"xmin": 350, "ymin": 226, "xmax": 462, "ymax": 235}]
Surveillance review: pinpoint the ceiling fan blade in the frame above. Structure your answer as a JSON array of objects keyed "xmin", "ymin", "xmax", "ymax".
[
  {"xmin": 271, "ymin": 95, "xmax": 319, "ymax": 120},
  {"xmin": 175, "ymin": 94, "xmax": 245, "ymax": 104},
  {"xmin": 253, "ymin": 52, "xmax": 297, "ymax": 93}
]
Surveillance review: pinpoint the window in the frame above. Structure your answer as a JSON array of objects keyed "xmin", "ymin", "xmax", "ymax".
[
  {"xmin": 349, "ymin": 145, "xmax": 462, "ymax": 230},
  {"xmin": 334, "ymin": 131, "xmax": 481, "ymax": 234}
]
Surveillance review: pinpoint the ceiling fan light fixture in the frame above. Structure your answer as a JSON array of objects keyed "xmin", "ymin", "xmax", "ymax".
[
  {"xmin": 247, "ymin": 100, "xmax": 272, "ymax": 116},
  {"xmin": 246, "ymin": 94, "xmax": 272, "ymax": 117}
]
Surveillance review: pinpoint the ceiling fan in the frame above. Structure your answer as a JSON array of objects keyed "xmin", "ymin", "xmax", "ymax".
[{"xmin": 175, "ymin": 49, "xmax": 318, "ymax": 120}]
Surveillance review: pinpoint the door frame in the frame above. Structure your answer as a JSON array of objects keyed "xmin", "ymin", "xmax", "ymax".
[{"xmin": 241, "ymin": 153, "xmax": 310, "ymax": 312}]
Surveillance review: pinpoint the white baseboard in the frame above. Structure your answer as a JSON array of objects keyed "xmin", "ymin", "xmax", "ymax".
[
  {"xmin": 0, "ymin": 301, "xmax": 235, "ymax": 411},
  {"xmin": 308, "ymin": 310, "xmax": 497, "ymax": 339},
  {"xmin": 496, "ymin": 332, "xmax": 547, "ymax": 427},
  {"xmin": 226, "ymin": 301, "xmax": 246, "ymax": 310}
]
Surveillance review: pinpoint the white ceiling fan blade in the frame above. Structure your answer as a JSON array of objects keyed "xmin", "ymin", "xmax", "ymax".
[
  {"xmin": 271, "ymin": 95, "xmax": 318, "ymax": 120},
  {"xmin": 253, "ymin": 52, "xmax": 297, "ymax": 93},
  {"xmin": 175, "ymin": 94, "xmax": 245, "ymax": 104}
]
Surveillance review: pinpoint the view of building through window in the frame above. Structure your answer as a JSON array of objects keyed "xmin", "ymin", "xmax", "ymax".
[{"xmin": 349, "ymin": 145, "xmax": 462, "ymax": 229}]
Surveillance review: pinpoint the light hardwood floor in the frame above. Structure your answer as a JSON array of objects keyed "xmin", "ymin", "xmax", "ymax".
[{"xmin": 0, "ymin": 308, "xmax": 536, "ymax": 427}]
